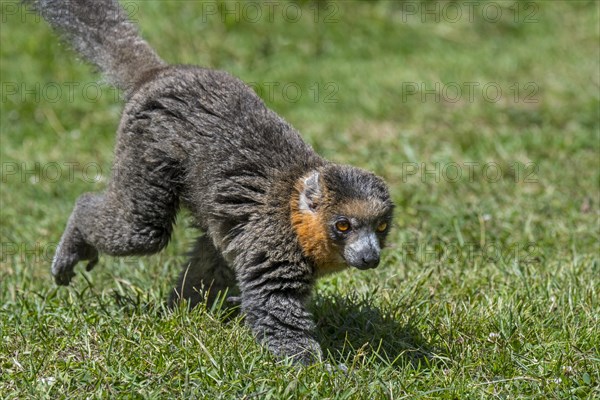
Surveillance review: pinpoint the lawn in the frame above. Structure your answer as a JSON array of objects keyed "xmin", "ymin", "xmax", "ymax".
[{"xmin": 1, "ymin": 0, "xmax": 599, "ymax": 398}]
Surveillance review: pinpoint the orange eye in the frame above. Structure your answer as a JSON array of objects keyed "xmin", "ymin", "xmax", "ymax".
[
  {"xmin": 335, "ymin": 220, "xmax": 351, "ymax": 232},
  {"xmin": 377, "ymin": 222, "xmax": 388, "ymax": 232}
]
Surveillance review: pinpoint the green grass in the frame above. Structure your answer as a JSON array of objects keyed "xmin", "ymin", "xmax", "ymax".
[{"xmin": 1, "ymin": 0, "xmax": 599, "ymax": 398}]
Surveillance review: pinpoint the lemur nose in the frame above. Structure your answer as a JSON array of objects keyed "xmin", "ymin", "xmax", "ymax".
[{"xmin": 362, "ymin": 255, "xmax": 380, "ymax": 269}]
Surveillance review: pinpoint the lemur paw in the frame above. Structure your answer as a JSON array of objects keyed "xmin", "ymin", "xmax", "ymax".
[
  {"xmin": 225, "ymin": 295, "xmax": 242, "ymax": 305},
  {"xmin": 52, "ymin": 235, "xmax": 98, "ymax": 285},
  {"xmin": 85, "ymin": 255, "xmax": 99, "ymax": 271},
  {"xmin": 324, "ymin": 362, "xmax": 349, "ymax": 375},
  {"xmin": 51, "ymin": 250, "xmax": 78, "ymax": 285}
]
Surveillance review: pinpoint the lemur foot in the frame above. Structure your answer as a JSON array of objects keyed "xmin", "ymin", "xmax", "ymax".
[{"xmin": 52, "ymin": 229, "xmax": 98, "ymax": 285}]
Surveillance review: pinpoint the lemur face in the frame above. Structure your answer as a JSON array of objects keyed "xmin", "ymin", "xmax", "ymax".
[
  {"xmin": 329, "ymin": 206, "xmax": 391, "ymax": 270},
  {"xmin": 291, "ymin": 165, "xmax": 394, "ymax": 274}
]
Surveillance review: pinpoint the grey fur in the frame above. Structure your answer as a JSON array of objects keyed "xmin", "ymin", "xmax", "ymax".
[
  {"xmin": 23, "ymin": 0, "xmax": 165, "ymax": 93},
  {"xmin": 169, "ymin": 234, "xmax": 238, "ymax": 309},
  {"xmin": 27, "ymin": 0, "xmax": 394, "ymax": 364}
]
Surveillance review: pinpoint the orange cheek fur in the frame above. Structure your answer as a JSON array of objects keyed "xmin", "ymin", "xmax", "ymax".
[{"xmin": 290, "ymin": 195, "xmax": 345, "ymax": 275}]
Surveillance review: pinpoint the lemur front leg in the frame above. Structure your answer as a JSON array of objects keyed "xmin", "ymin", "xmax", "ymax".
[{"xmin": 238, "ymin": 260, "xmax": 322, "ymax": 364}]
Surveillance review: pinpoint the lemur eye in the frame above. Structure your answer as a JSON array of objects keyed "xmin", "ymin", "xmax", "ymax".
[
  {"xmin": 335, "ymin": 219, "xmax": 351, "ymax": 232},
  {"xmin": 376, "ymin": 222, "xmax": 388, "ymax": 232}
]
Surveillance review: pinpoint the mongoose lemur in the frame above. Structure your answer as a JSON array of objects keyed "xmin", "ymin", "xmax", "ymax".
[{"xmin": 25, "ymin": 0, "xmax": 394, "ymax": 364}]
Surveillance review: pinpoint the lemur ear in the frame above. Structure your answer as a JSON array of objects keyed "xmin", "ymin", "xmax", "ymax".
[{"xmin": 298, "ymin": 171, "xmax": 322, "ymax": 213}]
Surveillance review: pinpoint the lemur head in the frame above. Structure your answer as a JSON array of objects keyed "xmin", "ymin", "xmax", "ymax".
[{"xmin": 291, "ymin": 164, "xmax": 394, "ymax": 275}]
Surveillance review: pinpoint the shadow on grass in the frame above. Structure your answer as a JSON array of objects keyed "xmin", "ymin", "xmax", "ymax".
[
  {"xmin": 111, "ymin": 286, "xmax": 243, "ymax": 322},
  {"xmin": 312, "ymin": 293, "xmax": 438, "ymax": 369},
  {"xmin": 110, "ymin": 284, "xmax": 438, "ymax": 368}
]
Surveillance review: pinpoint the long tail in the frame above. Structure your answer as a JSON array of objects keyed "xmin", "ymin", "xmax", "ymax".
[{"xmin": 23, "ymin": 0, "xmax": 166, "ymax": 93}]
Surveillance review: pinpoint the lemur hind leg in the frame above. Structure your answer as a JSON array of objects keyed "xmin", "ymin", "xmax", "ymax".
[
  {"xmin": 52, "ymin": 137, "xmax": 180, "ymax": 285},
  {"xmin": 169, "ymin": 235, "xmax": 238, "ymax": 309}
]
